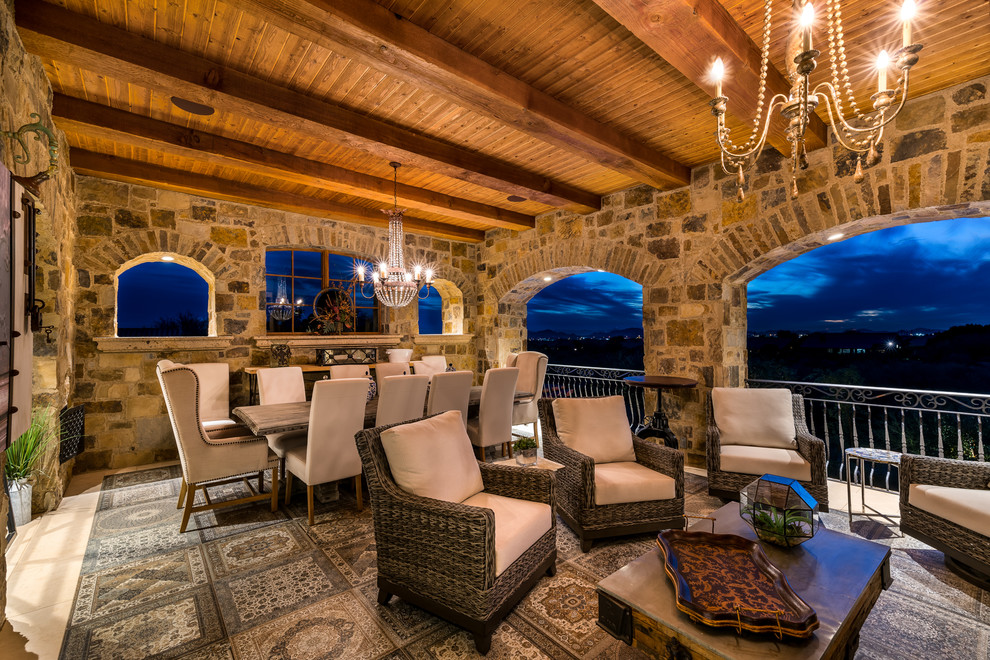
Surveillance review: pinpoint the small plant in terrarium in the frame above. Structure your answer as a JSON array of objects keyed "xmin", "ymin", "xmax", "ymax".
[
  {"xmin": 741, "ymin": 504, "xmax": 815, "ymax": 546},
  {"xmin": 513, "ymin": 436, "xmax": 538, "ymax": 466},
  {"xmin": 739, "ymin": 474, "xmax": 820, "ymax": 547}
]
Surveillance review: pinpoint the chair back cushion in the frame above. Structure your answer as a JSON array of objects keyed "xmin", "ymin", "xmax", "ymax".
[
  {"xmin": 380, "ymin": 410, "xmax": 484, "ymax": 503},
  {"xmin": 514, "ymin": 352, "xmax": 548, "ymax": 398},
  {"xmin": 330, "ymin": 364, "xmax": 371, "ymax": 379},
  {"xmin": 505, "ymin": 352, "xmax": 518, "ymax": 367},
  {"xmin": 257, "ymin": 366, "xmax": 306, "ymax": 405},
  {"xmin": 186, "ymin": 362, "xmax": 230, "ymax": 423},
  {"xmin": 291, "ymin": 378, "xmax": 368, "ymax": 484},
  {"xmin": 467, "ymin": 367, "xmax": 518, "ymax": 448},
  {"xmin": 375, "ymin": 374, "xmax": 429, "ymax": 426},
  {"xmin": 712, "ymin": 387, "xmax": 797, "ymax": 449},
  {"xmin": 374, "ymin": 361, "xmax": 410, "ymax": 391},
  {"xmin": 426, "ymin": 370, "xmax": 473, "ymax": 425},
  {"xmin": 551, "ymin": 396, "xmax": 636, "ymax": 463},
  {"xmin": 411, "ymin": 359, "xmax": 446, "ymax": 378}
]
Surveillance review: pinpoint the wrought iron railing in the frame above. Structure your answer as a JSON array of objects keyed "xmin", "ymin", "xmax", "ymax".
[
  {"xmin": 544, "ymin": 364, "xmax": 647, "ymax": 428},
  {"xmin": 749, "ymin": 379, "xmax": 990, "ymax": 491}
]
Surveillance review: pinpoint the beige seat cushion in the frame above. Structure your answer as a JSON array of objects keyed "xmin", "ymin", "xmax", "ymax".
[
  {"xmin": 712, "ymin": 388, "xmax": 797, "ymax": 449},
  {"xmin": 551, "ymin": 397, "xmax": 636, "ymax": 463},
  {"xmin": 202, "ymin": 418, "xmax": 239, "ymax": 432},
  {"xmin": 461, "ymin": 491, "xmax": 552, "ymax": 575},
  {"xmin": 909, "ymin": 485, "xmax": 990, "ymax": 538},
  {"xmin": 719, "ymin": 445, "xmax": 811, "ymax": 481},
  {"xmin": 594, "ymin": 461, "xmax": 676, "ymax": 506},
  {"xmin": 381, "ymin": 411, "xmax": 484, "ymax": 503},
  {"xmin": 266, "ymin": 430, "xmax": 307, "ymax": 459}
]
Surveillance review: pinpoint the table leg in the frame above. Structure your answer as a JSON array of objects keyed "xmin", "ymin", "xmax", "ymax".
[
  {"xmin": 632, "ymin": 388, "xmax": 679, "ymax": 449},
  {"xmin": 846, "ymin": 453, "xmax": 853, "ymax": 525}
]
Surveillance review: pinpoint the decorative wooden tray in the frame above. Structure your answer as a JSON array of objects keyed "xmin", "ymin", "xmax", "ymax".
[{"xmin": 656, "ymin": 529, "xmax": 819, "ymax": 639}]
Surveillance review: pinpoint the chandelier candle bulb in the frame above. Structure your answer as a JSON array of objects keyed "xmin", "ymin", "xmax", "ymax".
[
  {"xmin": 800, "ymin": 3, "xmax": 814, "ymax": 52},
  {"xmin": 901, "ymin": 0, "xmax": 916, "ymax": 47},
  {"xmin": 877, "ymin": 50, "xmax": 889, "ymax": 92},
  {"xmin": 356, "ymin": 265, "xmax": 365, "ymax": 283},
  {"xmin": 711, "ymin": 58, "xmax": 724, "ymax": 98}
]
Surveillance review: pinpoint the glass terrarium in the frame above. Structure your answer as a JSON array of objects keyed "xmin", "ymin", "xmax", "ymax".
[{"xmin": 739, "ymin": 474, "xmax": 820, "ymax": 547}]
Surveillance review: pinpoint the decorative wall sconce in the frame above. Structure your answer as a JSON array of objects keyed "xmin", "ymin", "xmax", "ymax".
[{"xmin": 3, "ymin": 113, "xmax": 59, "ymax": 197}]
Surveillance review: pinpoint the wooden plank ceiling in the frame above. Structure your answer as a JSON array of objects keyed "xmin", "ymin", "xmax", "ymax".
[{"xmin": 15, "ymin": 0, "xmax": 989, "ymax": 242}]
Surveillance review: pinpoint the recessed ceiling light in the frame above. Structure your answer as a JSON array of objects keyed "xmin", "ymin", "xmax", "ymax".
[
  {"xmin": 827, "ymin": 233, "xmax": 845, "ymax": 241},
  {"xmin": 160, "ymin": 255, "xmax": 175, "ymax": 261},
  {"xmin": 507, "ymin": 195, "xmax": 526, "ymax": 202},
  {"xmin": 543, "ymin": 276, "xmax": 552, "ymax": 282},
  {"xmin": 596, "ymin": 269, "xmax": 604, "ymax": 272},
  {"xmin": 170, "ymin": 96, "xmax": 215, "ymax": 116}
]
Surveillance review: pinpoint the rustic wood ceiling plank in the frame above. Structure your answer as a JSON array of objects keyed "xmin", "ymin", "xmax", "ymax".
[
  {"xmin": 16, "ymin": 0, "xmax": 600, "ymax": 211},
  {"xmin": 70, "ymin": 149, "xmax": 486, "ymax": 242},
  {"xmin": 591, "ymin": 0, "xmax": 829, "ymax": 156},
  {"xmin": 53, "ymin": 93, "xmax": 536, "ymax": 230},
  {"xmin": 225, "ymin": 0, "xmax": 689, "ymax": 188}
]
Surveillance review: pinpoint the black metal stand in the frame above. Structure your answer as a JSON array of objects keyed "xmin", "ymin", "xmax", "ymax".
[{"xmin": 633, "ymin": 394, "xmax": 679, "ymax": 449}]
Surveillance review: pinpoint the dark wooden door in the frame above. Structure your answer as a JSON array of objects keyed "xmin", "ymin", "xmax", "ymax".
[{"xmin": 0, "ymin": 162, "xmax": 11, "ymax": 451}]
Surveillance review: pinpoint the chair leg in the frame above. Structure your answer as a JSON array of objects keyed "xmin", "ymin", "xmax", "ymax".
[
  {"xmin": 377, "ymin": 589, "xmax": 393, "ymax": 605},
  {"xmin": 307, "ymin": 485, "xmax": 315, "ymax": 526},
  {"xmin": 285, "ymin": 471, "xmax": 293, "ymax": 506},
  {"xmin": 479, "ymin": 446, "xmax": 485, "ymax": 462},
  {"xmin": 177, "ymin": 478, "xmax": 187, "ymax": 510},
  {"xmin": 508, "ymin": 442, "xmax": 514, "ymax": 458},
  {"xmin": 354, "ymin": 474, "xmax": 363, "ymax": 512},
  {"xmin": 580, "ymin": 538, "xmax": 593, "ymax": 553},
  {"xmin": 473, "ymin": 633, "xmax": 492, "ymax": 655},
  {"xmin": 270, "ymin": 467, "xmax": 279, "ymax": 513},
  {"xmin": 501, "ymin": 443, "xmax": 506, "ymax": 457},
  {"xmin": 533, "ymin": 421, "xmax": 539, "ymax": 447},
  {"xmin": 257, "ymin": 471, "xmax": 264, "ymax": 493},
  {"xmin": 179, "ymin": 484, "xmax": 197, "ymax": 533}
]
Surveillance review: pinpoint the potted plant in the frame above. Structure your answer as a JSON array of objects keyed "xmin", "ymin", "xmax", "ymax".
[
  {"xmin": 4, "ymin": 407, "xmax": 57, "ymax": 527},
  {"xmin": 513, "ymin": 436, "xmax": 538, "ymax": 466}
]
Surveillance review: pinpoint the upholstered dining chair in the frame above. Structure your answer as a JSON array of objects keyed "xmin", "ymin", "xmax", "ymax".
[
  {"xmin": 157, "ymin": 360, "xmax": 279, "ymax": 533},
  {"xmin": 467, "ymin": 367, "xmax": 519, "ymax": 461},
  {"xmin": 256, "ymin": 366, "xmax": 308, "ymax": 469},
  {"xmin": 707, "ymin": 387, "xmax": 829, "ymax": 511},
  {"xmin": 355, "ymin": 410, "xmax": 556, "ymax": 654},
  {"xmin": 375, "ymin": 374, "xmax": 429, "ymax": 426},
  {"xmin": 374, "ymin": 361, "xmax": 410, "ymax": 391},
  {"xmin": 411, "ymin": 354, "xmax": 449, "ymax": 379},
  {"xmin": 330, "ymin": 364, "xmax": 372, "ymax": 379},
  {"xmin": 284, "ymin": 378, "xmax": 369, "ymax": 525},
  {"xmin": 183, "ymin": 362, "xmax": 237, "ymax": 433},
  {"xmin": 539, "ymin": 396, "xmax": 684, "ymax": 552},
  {"xmin": 426, "ymin": 370, "xmax": 473, "ymax": 425},
  {"xmin": 505, "ymin": 352, "xmax": 519, "ymax": 367},
  {"xmin": 510, "ymin": 351, "xmax": 548, "ymax": 444}
]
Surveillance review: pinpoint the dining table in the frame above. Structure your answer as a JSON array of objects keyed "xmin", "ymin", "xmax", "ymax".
[{"xmin": 232, "ymin": 386, "xmax": 534, "ymax": 436}]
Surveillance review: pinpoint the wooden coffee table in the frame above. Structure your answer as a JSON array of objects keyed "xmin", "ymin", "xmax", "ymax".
[{"xmin": 597, "ymin": 502, "xmax": 892, "ymax": 659}]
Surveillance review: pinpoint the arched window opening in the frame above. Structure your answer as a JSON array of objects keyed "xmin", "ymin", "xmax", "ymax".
[
  {"xmin": 116, "ymin": 257, "xmax": 211, "ymax": 337},
  {"xmin": 418, "ymin": 286, "xmax": 442, "ymax": 334},
  {"xmin": 417, "ymin": 279, "xmax": 464, "ymax": 335},
  {"xmin": 527, "ymin": 271, "xmax": 643, "ymax": 370}
]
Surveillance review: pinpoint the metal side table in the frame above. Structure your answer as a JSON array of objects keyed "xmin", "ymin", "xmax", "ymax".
[{"xmin": 845, "ymin": 446, "xmax": 902, "ymax": 535}]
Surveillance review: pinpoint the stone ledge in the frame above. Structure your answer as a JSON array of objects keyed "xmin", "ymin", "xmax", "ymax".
[
  {"xmin": 253, "ymin": 334, "xmax": 403, "ymax": 349},
  {"xmin": 412, "ymin": 334, "xmax": 474, "ymax": 345},
  {"xmin": 96, "ymin": 336, "xmax": 235, "ymax": 352}
]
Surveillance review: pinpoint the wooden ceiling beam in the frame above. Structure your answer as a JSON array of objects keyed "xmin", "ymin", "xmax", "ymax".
[
  {"xmin": 70, "ymin": 150, "xmax": 485, "ymax": 242},
  {"xmin": 52, "ymin": 95, "xmax": 534, "ymax": 231},
  {"xmin": 591, "ymin": 0, "xmax": 828, "ymax": 155},
  {"xmin": 229, "ymin": 0, "xmax": 690, "ymax": 189},
  {"xmin": 15, "ymin": 1, "xmax": 600, "ymax": 212}
]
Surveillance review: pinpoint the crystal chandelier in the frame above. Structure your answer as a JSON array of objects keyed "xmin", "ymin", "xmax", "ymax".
[
  {"xmin": 269, "ymin": 277, "xmax": 293, "ymax": 321},
  {"xmin": 710, "ymin": 0, "xmax": 921, "ymax": 201},
  {"xmin": 355, "ymin": 162, "xmax": 435, "ymax": 308}
]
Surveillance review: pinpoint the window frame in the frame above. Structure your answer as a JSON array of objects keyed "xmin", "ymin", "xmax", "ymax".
[{"xmin": 114, "ymin": 253, "xmax": 215, "ymax": 338}]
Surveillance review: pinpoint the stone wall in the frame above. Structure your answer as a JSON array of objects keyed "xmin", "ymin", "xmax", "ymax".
[
  {"xmin": 475, "ymin": 76, "xmax": 990, "ymax": 466},
  {"xmin": 71, "ymin": 178, "xmax": 479, "ymax": 471},
  {"xmin": 1, "ymin": 0, "xmax": 77, "ymax": 629}
]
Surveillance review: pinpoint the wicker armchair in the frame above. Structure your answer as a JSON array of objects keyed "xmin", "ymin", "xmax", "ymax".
[
  {"xmin": 900, "ymin": 455, "xmax": 990, "ymax": 588},
  {"xmin": 707, "ymin": 391, "xmax": 829, "ymax": 511},
  {"xmin": 354, "ymin": 416, "xmax": 557, "ymax": 654},
  {"xmin": 538, "ymin": 398, "xmax": 684, "ymax": 553}
]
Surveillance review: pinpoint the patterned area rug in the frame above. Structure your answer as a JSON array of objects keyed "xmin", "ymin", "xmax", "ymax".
[{"xmin": 58, "ymin": 466, "xmax": 990, "ymax": 659}]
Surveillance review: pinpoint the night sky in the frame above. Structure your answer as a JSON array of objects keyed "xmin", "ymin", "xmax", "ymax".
[
  {"xmin": 748, "ymin": 217, "xmax": 990, "ymax": 332},
  {"xmin": 419, "ymin": 286, "xmax": 442, "ymax": 334},
  {"xmin": 528, "ymin": 272, "xmax": 643, "ymax": 335},
  {"xmin": 117, "ymin": 262, "xmax": 208, "ymax": 329}
]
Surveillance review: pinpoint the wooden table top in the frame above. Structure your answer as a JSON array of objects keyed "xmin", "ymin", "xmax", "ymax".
[
  {"xmin": 597, "ymin": 502, "xmax": 891, "ymax": 659},
  {"xmin": 233, "ymin": 386, "xmax": 532, "ymax": 436},
  {"xmin": 623, "ymin": 375, "xmax": 698, "ymax": 388}
]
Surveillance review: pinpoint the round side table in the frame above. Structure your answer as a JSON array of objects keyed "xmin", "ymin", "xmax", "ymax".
[{"xmin": 623, "ymin": 376, "xmax": 698, "ymax": 449}]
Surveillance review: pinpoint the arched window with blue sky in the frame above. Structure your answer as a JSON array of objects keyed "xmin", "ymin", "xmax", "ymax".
[
  {"xmin": 527, "ymin": 271, "xmax": 643, "ymax": 370},
  {"xmin": 117, "ymin": 260, "xmax": 210, "ymax": 337},
  {"xmin": 418, "ymin": 286, "xmax": 443, "ymax": 334}
]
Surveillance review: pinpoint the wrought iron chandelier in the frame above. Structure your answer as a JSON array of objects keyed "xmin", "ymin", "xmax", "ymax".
[
  {"xmin": 710, "ymin": 0, "xmax": 921, "ymax": 201},
  {"xmin": 355, "ymin": 162, "xmax": 435, "ymax": 308}
]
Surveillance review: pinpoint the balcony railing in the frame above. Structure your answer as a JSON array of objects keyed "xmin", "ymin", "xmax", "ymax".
[
  {"xmin": 544, "ymin": 364, "xmax": 647, "ymax": 428},
  {"xmin": 749, "ymin": 379, "xmax": 990, "ymax": 491}
]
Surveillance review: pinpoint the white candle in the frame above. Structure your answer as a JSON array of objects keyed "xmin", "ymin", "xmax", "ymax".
[
  {"xmin": 800, "ymin": 3, "xmax": 815, "ymax": 52},
  {"xmin": 877, "ymin": 50, "xmax": 889, "ymax": 92},
  {"xmin": 901, "ymin": 0, "xmax": 916, "ymax": 47},
  {"xmin": 711, "ymin": 58, "xmax": 724, "ymax": 97},
  {"xmin": 356, "ymin": 265, "xmax": 365, "ymax": 282},
  {"xmin": 425, "ymin": 268, "xmax": 434, "ymax": 284}
]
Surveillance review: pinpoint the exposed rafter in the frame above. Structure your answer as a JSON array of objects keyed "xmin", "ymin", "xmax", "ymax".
[
  {"xmin": 52, "ymin": 95, "xmax": 534, "ymax": 231},
  {"xmin": 228, "ymin": 0, "xmax": 690, "ymax": 189},
  {"xmin": 15, "ymin": 0, "xmax": 601, "ymax": 212},
  {"xmin": 70, "ymin": 150, "xmax": 486, "ymax": 242},
  {"xmin": 591, "ymin": 0, "xmax": 828, "ymax": 155}
]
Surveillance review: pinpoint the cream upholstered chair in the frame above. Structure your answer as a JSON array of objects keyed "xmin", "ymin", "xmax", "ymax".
[
  {"xmin": 257, "ymin": 366, "xmax": 308, "ymax": 467},
  {"xmin": 330, "ymin": 364, "xmax": 372, "ymax": 379},
  {"xmin": 284, "ymin": 378, "xmax": 369, "ymax": 525},
  {"xmin": 505, "ymin": 352, "xmax": 519, "ymax": 367},
  {"xmin": 467, "ymin": 367, "xmax": 519, "ymax": 461},
  {"xmin": 374, "ymin": 361, "xmax": 410, "ymax": 391},
  {"xmin": 375, "ymin": 374, "xmax": 429, "ymax": 426},
  {"xmin": 355, "ymin": 411, "xmax": 556, "ymax": 653},
  {"xmin": 511, "ymin": 351, "xmax": 548, "ymax": 443},
  {"xmin": 183, "ymin": 362, "xmax": 238, "ymax": 433},
  {"xmin": 707, "ymin": 387, "xmax": 829, "ymax": 511},
  {"xmin": 540, "ymin": 396, "xmax": 684, "ymax": 552},
  {"xmin": 157, "ymin": 361, "xmax": 279, "ymax": 533},
  {"xmin": 411, "ymin": 355, "xmax": 449, "ymax": 379},
  {"xmin": 426, "ymin": 370, "xmax": 473, "ymax": 426}
]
